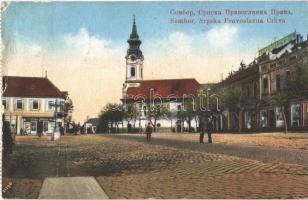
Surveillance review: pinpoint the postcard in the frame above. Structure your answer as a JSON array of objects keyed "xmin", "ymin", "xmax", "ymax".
[{"xmin": 1, "ymin": 1, "xmax": 308, "ymax": 199}]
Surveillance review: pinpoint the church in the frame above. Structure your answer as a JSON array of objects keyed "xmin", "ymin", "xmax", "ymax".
[{"xmin": 121, "ymin": 18, "xmax": 201, "ymax": 132}]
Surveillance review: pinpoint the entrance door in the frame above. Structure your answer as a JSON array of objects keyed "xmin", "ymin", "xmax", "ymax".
[
  {"xmin": 31, "ymin": 121, "xmax": 37, "ymax": 134},
  {"xmin": 43, "ymin": 121, "xmax": 49, "ymax": 133},
  {"xmin": 37, "ymin": 121, "xmax": 43, "ymax": 136},
  {"xmin": 269, "ymin": 110, "xmax": 275, "ymax": 128}
]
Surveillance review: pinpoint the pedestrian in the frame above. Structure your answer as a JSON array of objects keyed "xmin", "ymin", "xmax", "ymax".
[
  {"xmin": 2, "ymin": 115, "xmax": 13, "ymax": 156},
  {"xmin": 199, "ymin": 120, "xmax": 205, "ymax": 144},
  {"xmin": 207, "ymin": 118, "xmax": 213, "ymax": 144},
  {"xmin": 60, "ymin": 125, "xmax": 65, "ymax": 135},
  {"xmin": 145, "ymin": 122, "xmax": 153, "ymax": 142}
]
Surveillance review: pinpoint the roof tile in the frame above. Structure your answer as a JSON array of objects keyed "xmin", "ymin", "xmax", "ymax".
[{"xmin": 2, "ymin": 76, "xmax": 65, "ymax": 98}]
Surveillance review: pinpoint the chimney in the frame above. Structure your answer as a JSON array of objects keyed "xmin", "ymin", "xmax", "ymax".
[{"xmin": 45, "ymin": 70, "xmax": 47, "ymax": 78}]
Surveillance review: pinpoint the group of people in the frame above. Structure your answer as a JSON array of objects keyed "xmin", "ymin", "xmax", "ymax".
[
  {"xmin": 143, "ymin": 117, "xmax": 214, "ymax": 144},
  {"xmin": 199, "ymin": 118, "xmax": 213, "ymax": 144}
]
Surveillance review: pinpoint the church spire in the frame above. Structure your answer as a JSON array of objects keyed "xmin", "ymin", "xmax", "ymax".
[
  {"xmin": 126, "ymin": 16, "xmax": 143, "ymax": 60},
  {"xmin": 130, "ymin": 15, "xmax": 139, "ymax": 39}
]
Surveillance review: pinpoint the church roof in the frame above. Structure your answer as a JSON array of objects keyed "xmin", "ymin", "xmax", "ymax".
[
  {"xmin": 125, "ymin": 78, "xmax": 200, "ymax": 100},
  {"xmin": 2, "ymin": 76, "xmax": 66, "ymax": 98}
]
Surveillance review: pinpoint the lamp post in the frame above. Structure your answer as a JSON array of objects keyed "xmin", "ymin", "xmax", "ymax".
[{"xmin": 50, "ymin": 99, "xmax": 63, "ymax": 141}]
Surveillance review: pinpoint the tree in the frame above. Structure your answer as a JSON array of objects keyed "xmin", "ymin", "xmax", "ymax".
[
  {"xmin": 220, "ymin": 86, "xmax": 258, "ymax": 133},
  {"xmin": 285, "ymin": 63, "xmax": 308, "ymax": 99},
  {"xmin": 165, "ymin": 109, "xmax": 177, "ymax": 132},
  {"xmin": 124, "ymin": 104, "xmax": 139, "ymax": 130},
  {"xmin": 145, "ymin": 103, "xmax": 170, "ymax": 132},
  {"xmin": 99, "ymin": 103, "xmax": 124, "ymax": 133},
  {"xmin": 177, "ymin": 99, "xmax": 197, "ymax": 132},
  {"xmin": 195, "ymin": 89, "xmax": 222, "ymax": 132},
  {"xmin": 266, "ymin": 91, "xmax": 288, "ymax": 134},
  {"xmin": 268, "ymin": 62, "xmax": 308, "ymax": 134},
  {"xmin": 63, "ymin": 96, "xmax": 74, "ymax": 134}
]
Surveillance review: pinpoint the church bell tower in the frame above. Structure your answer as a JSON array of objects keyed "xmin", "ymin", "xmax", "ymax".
[{"xmin": 123, "ymin": 16, "xmax": 144, "ymax": 97}]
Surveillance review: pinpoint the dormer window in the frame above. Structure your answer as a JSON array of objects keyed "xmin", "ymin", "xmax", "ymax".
[{"xmin": 131, "ymin": 67, "xmax": 135, "ymax": 77}]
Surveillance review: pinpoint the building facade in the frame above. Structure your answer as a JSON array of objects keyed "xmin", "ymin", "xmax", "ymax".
[
  {"xmin": 215, "ymin": 32, "xmax": 308, "ymax": 132},
  {"xmin": 2, "ymin": 76, "xmax": 69, "ymax": 135},
  {"xmin": 258, "ymin": 34, "xmax": 308, "ymax": 130}
]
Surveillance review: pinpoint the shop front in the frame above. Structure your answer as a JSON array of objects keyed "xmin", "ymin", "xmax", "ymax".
[{"xmin": 22, "ymin": 117, "xmax": 55, "ymax": 135}]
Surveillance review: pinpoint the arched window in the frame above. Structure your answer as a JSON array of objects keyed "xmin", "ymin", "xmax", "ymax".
[{"xmin": 131, "ymin": 67, "xmax": 135, "ymax": 77}]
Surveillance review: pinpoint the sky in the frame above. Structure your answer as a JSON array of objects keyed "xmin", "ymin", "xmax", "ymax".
[{"xmin": 2, "ymin": 1, "xmax": 308, "ymax": 122}]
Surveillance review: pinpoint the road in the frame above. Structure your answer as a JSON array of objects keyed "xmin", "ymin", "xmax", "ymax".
[{"xmin": 3, "ymin": 133, "xmax": 308, "ymax": 198}]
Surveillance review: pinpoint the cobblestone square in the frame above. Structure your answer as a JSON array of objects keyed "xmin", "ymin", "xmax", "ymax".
[{"xmin": 2, "ymin": 133, "xmax": 308, "ymax": 198}]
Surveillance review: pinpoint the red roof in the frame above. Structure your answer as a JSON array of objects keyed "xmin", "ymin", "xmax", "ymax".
[
  {"xmin": 125, "ymin": 79, "xmax": 200, "ymax": 100},
  {"xmin": 2, "ymin": 76, "xmax": 66, "ymax": 98}
]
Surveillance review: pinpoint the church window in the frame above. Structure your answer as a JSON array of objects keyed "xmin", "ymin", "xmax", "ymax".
[{"xmin": 131, "ymin": 67, "xmax": 135, "ymax": 77}]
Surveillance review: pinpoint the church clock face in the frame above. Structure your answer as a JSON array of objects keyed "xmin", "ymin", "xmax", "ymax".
[{"xmin": 130, "ymin": 54, "xmax": 136, "ymax": 61}]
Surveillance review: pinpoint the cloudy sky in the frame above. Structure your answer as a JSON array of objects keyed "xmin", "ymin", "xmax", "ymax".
[{"xmin": 2, "ymin": 2, "xmax": 308, "ymax": 122}]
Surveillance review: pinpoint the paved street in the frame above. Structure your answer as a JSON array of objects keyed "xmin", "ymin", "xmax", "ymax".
[{"xmin": 3, "ymin": 133, "xmax": 308, "ymax": 199}]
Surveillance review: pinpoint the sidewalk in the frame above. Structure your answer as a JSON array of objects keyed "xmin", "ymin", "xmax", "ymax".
[
  {"xmin": 155, "ymin": 132, "xmax": 308, "ymax": 150},
  {"xmin": 39, "ymin": 177, "xmax": 109, "ymax": 199}
]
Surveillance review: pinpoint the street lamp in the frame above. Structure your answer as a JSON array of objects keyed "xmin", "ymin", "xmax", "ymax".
[{"xmin": 50, "ymin": 99, "xmax": 63, "ymax": 141}]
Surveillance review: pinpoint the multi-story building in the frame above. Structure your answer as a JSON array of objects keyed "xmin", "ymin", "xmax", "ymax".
[
  {"xmin": 2, "ymin": 76, "xmax": 69, "ymax": 135},
  {"xmin": 216, "ymin": 31, "xmax": 308, "ymax": 132},
  {"xmin": 217, "ymin": 61, "xmax": 260, "ymax": 132},
  {"xmin": 258, "ymin": 33, "xmax": 308, "ymax": 130}
]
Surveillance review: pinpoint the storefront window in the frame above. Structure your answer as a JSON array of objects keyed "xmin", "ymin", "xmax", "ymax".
[
  {"xmin": 31, "ymin": 121, "xmax": 37, "ymax": 132},
  {"xmin": 24, "ymin": 122, "xmax": 31, "ymax": 134},
  {"xmin": 245, "ymin": 111, "xmax": 252, "ymax": 129},
  {"xmin": 291, "ymin": 104, "xmax": 300, "ymax": 127},
  {"xmin": 260, "ymin": 110, "xmax": 268, "ymax": 128},
  {"xmin": 43, "ymin": 121, "xmax": 48, "ymax": 132},
  {"xmin": 275, "ymin": 107, "xmax": 284, "ymax": 127}
]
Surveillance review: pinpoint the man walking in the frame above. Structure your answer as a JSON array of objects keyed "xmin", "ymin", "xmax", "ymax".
[
  {"xmin": 199, "ymin": 121, "xmax": 205, "ymax": 144},
  {"xmin": 207, "ymin": 118, "xmax": 213, "ymax": 144},
  {"xmin": 145, "ymin": 122, "xmax": 153, "ymax": 142}
]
